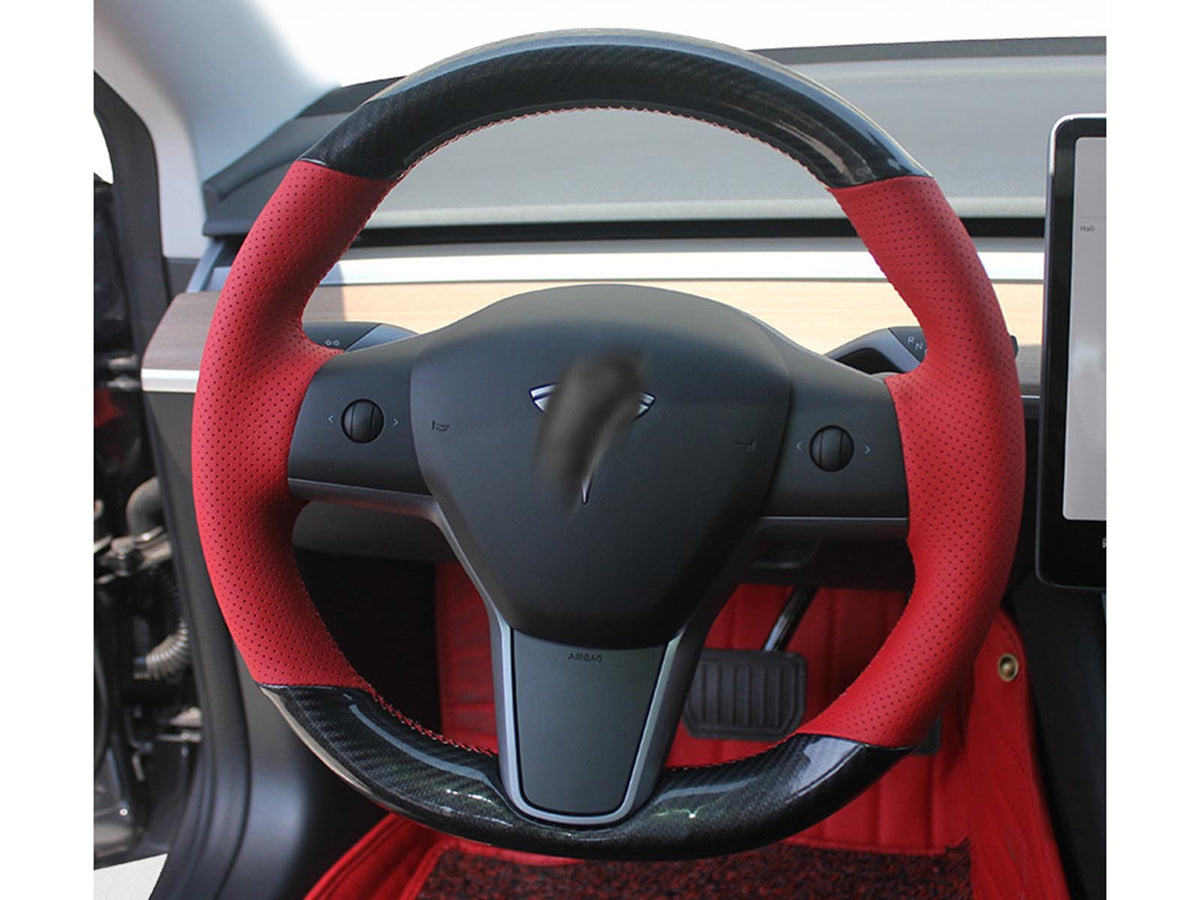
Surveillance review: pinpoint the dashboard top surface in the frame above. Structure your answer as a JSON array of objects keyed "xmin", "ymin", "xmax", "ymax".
[{"xmin": 202, "ymin": 39, "xmax": 1104, "ymax": 236}]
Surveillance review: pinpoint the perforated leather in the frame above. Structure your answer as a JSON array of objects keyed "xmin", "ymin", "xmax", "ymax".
[
  {"xmin": 802, "ymin": 177, "xmax": 1026, "ymax": 746},
  {"xmin": 194, "ymin": 167, "xmax": 1022, "ymax": 755},
  {"xmin": 192, "ymin": 161, "xmax": 392, "ymax": 689}
]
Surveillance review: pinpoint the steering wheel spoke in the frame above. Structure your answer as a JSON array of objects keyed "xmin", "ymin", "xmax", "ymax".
[
  {"xmin": 288, "ymin": 334, "xmax": 432, "ymax": 511},
  {"xmin": 757, "ymin": 335, "xmax": 909, "ymax": 540},
  {"xmin": 489, "ymin": 607, "xmax": 706, "ymax": 823}
]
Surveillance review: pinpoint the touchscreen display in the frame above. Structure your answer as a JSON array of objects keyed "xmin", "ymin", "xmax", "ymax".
[
  {"xmin": 1062, "ymin": 137, "xmax": 1106, "ymax": 521},
  {"xmin": 1037, "ymin": 116, "xmax": 1105, "ymax": 590}
]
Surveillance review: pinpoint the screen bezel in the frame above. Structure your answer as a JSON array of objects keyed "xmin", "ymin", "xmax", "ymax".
[{"xmin": 1036, "ymin": 114, "xmax": 1106, "ymax": 590}]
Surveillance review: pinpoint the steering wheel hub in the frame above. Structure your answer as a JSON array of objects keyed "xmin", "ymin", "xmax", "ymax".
[{"xmin": 408, "ymin": 284, "xmax": 790, "ymax": 646}]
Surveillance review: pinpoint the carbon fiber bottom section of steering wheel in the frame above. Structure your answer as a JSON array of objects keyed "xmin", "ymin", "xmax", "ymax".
[{"xmin": 263, "ymin": 684, "xmax": 909, "ymax": 860}]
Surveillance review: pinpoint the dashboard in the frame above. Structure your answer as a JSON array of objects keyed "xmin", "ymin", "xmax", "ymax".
[
  {"xmin": 143, "ymin": 269, "xmax": 1038, "ymax": 589},
  {"xmin": 140, "ymin": 37, "xmax": 1105, "ymax": 589},
  {"xmin": 91, "ymin": 22, "xmax": 1111, "ymax": 899},
  {"xmin": 200, "ymin": 38, "xmax": 1105, "ymax": 235}
]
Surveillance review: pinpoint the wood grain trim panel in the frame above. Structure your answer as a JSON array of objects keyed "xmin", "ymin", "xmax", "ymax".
[{"xmin": 142, "ymin": 280, "xmax": 1043, "ymax": 392}]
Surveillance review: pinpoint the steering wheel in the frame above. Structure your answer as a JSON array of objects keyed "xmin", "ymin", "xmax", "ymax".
[{"xmin": 192, "ymin": 30, "xmax": 1024, "ymax": 860}]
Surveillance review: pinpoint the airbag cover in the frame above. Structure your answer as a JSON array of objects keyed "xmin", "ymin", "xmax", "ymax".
[{"xmin": 410, "ymin": 284, "xmax": 790, "ymax": 647}]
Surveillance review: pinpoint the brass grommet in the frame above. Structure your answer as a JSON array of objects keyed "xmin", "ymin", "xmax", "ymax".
[{"xmin": 997, "ymin": 653, "xmax": 1020, "ymax": 682}]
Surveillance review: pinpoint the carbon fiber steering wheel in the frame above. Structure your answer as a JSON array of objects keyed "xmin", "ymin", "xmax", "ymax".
[{"xmin": 192, "ymin": 30, "xmax": 1024, "ymax": 859}]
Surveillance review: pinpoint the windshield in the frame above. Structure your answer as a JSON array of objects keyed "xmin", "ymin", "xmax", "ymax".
[{"xmin": 252, "ymin": 0, "xmax": 1106, "ymax": 86}]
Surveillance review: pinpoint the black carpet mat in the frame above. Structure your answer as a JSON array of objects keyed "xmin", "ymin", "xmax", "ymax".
[{"xmin": 416, "ymin": 841, "xmax": 972, "ymax": 899}]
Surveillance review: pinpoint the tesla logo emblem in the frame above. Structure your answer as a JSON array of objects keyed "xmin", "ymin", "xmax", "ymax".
[
  {"xmin": 529, "ymin": 384, "xmax": 655, "ymax": 417},
  {"xmin": 529, "ymin": 383, "xmax": 655, "ymax": 504}
]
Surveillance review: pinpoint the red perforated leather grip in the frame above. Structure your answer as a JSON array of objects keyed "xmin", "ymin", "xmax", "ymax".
[
  {"xmin": 799, "ymin": 176, "xmax": 1025, "ymax": 746},
  {"xmin": 194, "ymin": 164, "xmax": 1022, "ymax": 753},
  {"xmin": 192, "ymin": 161, "xmax": 393, "ymax": 688}
]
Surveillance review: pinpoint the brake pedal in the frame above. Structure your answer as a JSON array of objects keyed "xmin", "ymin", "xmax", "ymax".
[{"xmin": 683, "ymin": 649, "xmax": 806, "ymax": 742}]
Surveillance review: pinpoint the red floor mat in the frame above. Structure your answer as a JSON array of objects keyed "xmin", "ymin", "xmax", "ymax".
[
  {"xmin": 417, "ymin": 840, "xmax": 973, "ymax": 900},
  {"xmin": 307, "ymin": 567, "xmax": 1068, "ymax": 899},
  {"xmin": 309, "ymin": 816, "xmax": 973, "ymax": 900}
]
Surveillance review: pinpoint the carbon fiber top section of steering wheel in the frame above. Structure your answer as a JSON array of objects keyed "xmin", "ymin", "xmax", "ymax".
[
  {"xmin": 303, "ymin": 30, "xmax": 925, "ymax": 188},
  {"xmin": 264, "ymin": 685, "xmax": 906, "ymax": 861}
]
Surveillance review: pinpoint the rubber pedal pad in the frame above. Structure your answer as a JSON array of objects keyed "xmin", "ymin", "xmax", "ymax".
[{"xmin": 682, "ymin": 649, "xmax": 806, "ymax": 742}]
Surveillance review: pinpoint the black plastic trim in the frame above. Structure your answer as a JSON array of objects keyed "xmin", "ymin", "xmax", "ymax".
[
  {"xmin": 94, "ymin": 75, "xmax": 172, "ymax": 355},
  {"xmin": 202, "ymin": 115, "xmax": 346, "ymax": 212},
  {"xmin": 342, "ymin": 216, "xmax": 1043, "ymax": 246},
  {"xmin": 298, "ymin": 77, "xmax": 399, "ymax": 117},
  {"xmin": 1035, "ymin": 115, "xmax": 1106, "ymax": 591},
  {"xmin": 303, "ymin": 30, "xmax": 925, "ymax": 188},
  {"xmin": 145, "ymin": 393, "xmax": 385, "ymax": 900},
  {"xmin": 264, "ymin": 684, "xmax": 908, "ymax": 860},
  {"xmin": 511, "ymin": 632, "xmax": 664, "ymax": 817},
  {"xmin": 95, "ymin": 74, "xmax": 245, "ymax": 897},
  {"xmin": 143, "ymin": 397, "xmax": 251, "ymax": 899},
  {"xmin": 207, "ymin": 208, "xmax": 1043, "ymax": 241},
  {"xmin": 1011, "ymin": 577, "xmax": 1105, "ymax": 900},
  {"xmin": 289, "ymin": 477, "xmax": 909, "ymax": 545},
  {"xmin": 759, "ymin": 36, "xmax": 1105, "ymax": 66}
]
